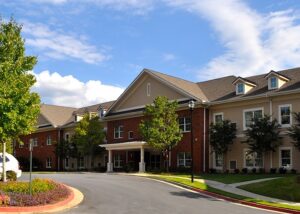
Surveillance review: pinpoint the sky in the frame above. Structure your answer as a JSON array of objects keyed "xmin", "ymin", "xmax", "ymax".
[{"xmin": 1, "ymin": 0, "xmax": 300, "ymax": 107}]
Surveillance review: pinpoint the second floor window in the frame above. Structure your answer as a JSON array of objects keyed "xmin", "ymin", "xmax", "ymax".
[
  {"xmin": 279, "ymin": 105, "xmax": 291, "ymax": 127},
  {"xmin": 244, "ymin": 108, "xmax": 263, "ymax": 129},
  {"xmin": 179, "ymin": 117, "xmax": 191, "ymax": 132},
  {"xmin": 46, "ymin": 135, "xmax": 52, "ymax": 145},
  {"xmin": 114, "ymin": 125, "xmax": 124, "ymax": 139},
  {"xmin": 30, "ymin": 138, "xmax": 38, "ymax": 147}
]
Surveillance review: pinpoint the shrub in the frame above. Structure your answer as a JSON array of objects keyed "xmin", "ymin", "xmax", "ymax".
[
  {"xmin": 258, "ymin": 168, "xmax": 265, "ymax": 174},
  {"xmin": 7, "ymin": 171, "xmax": 17, "ymax": 181},
  {"xmin": 297, "ymin": 176, "xmax": 300, "ymax": 184},
  {"xmin": 270, "ymin": 168, "xmax": 277, "ymax": 174},
  {"xmin": 291, "ymin": 169, "xmax": 297, "ymax": 174},
  {"xmin": 279, "ymin": 167, "xmax": 287, "ymax": 174},
  {"xmin": 242, "ymin": 168, "xmax": 248, "ymax": 174},
  {"xmin": 234, "ymin": 169, "xmax": 240, "ymax": 174},
  {"xmin": 209, "ymin": 168, "xmax": 217, "ymax": 174},
  {"xmin": 251, "ymin": 168, "xmax": 257, "ymax": 174}
]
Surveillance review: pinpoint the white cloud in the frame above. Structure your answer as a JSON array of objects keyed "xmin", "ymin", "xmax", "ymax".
[
  {"xmin": 32, "ymin": 70, "xmax": 124, "ymax": 107},
  {"xmin": 22, "ymin": 21, "xmax": 110, "ymax": 64},
  {"xmin": 28, "ymin": 0, "xmax": 68, "ymax": 4},
  {"xmin": 164, "ymin": 0, "xmax": 300, "ymax": 80},
  {"xmin": 162, "ymin": 53, "xmax": 176, "ymax": 61}
]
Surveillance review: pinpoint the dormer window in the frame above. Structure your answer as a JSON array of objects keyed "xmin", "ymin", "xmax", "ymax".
[
  {"xmin": 237, "ymin": 83, "xmax": 245, "ymax": 94},
  {"xmin": 269, "ymin": 76, "xmax": 278, "ymax": 89}
]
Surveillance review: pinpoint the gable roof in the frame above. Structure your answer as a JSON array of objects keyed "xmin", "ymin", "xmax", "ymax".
[
  {"xmin": 232, "ymin": 76, "xmax": 257, "ymax": 87},
  {"xmin": 264, "ymin": 70, "xmax": 291, "ymax": 81},
  {"xmin": 40, "ymin": 104, "xmax": 77, "ymax": 127},
  {"xmin": 74, "ymin": 100, "xmax": 115, "ymax": 115}
]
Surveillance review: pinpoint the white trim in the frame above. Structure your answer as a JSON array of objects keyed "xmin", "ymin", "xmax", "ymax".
[
  {"xmin": 46, "ymin": 135, "xmax": 52, "ymax": 145},
  {"xmin": 213, "ymin": 112, "xmax": 224, "ymax": 124},
  {"xmin": 236, "ymin": 83, "xmax": 245, "ymax": 95},
  {"xmin": 100, "ymin": 141, "xmax": 148, "ymax": 150},
  {"xmin": 179, "ymin": 116, "xmax": 191, "ymax": 132},
  {"xmin": 243, "ymin": 148, "xmax": 264, "ymax": 169},
  {"xmin": 128, "ymin": 131, "xmax": 134, "ymax": 139},
  {"xmin": 212, "ymin": 152, "xmax": 223, "ymax": 169},
  {"xmin": 64, "ymin": 132, "xmax": 70, "ymax": 142},
  {"xmin": 114, "ymin": 125, "xmax": 124, "ymax": 139},
  {"xmin": 279, "ymin": 147, "xmax": 293, "ymax": 168},
  {"xmin": 243, "ymin": 107, "xmax": 264, "ymax": 130},
  {"xmin": 268, "ymin": 76, "xmax": 278, "ymax": 90},
  {"xmin": 278, "ymin": 104, "xmax": 292, "ymax": 128}
]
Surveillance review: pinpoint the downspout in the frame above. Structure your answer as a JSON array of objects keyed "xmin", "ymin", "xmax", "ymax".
[
  {"xmin": 58, "ymin": 128, "xmax": 61, "ymax": 171},
  {"xmin": 203, "ymin": 107, "xmax": 206, "ymax": 173},
  {"xmin": 269, "ymin": 97, "xmax": 273, "ymax": 169}
]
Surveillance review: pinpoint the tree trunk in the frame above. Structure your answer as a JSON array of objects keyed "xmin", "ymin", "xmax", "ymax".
[{"xmin": 2, "ymin": 142, "xmax": 7, "ymax": 182}]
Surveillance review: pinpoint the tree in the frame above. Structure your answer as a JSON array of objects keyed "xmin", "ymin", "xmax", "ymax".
[
  {"xmin": 139, "ymin": 96, "xmax": 182, "ymax": 171},
  {"xmin": 244, "ymin": 115, "xmax": 281, "ymax": 167},
  {"xmin": 209, "ymin": 120, "xmax": 237, "ymax": 170},
  {"xmin": 71, "ymin": 114, "xmax": 105, "ymax": 169},
  {"xmin": 0, "ymin": 19, "xmax": 40, "ymax": 181},
  {"xmin": 288, "ymin": 112, "xmax": 300, "ymax": 151}
]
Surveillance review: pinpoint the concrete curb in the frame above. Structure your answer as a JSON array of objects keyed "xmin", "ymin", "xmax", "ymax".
[
  {"xmin": 0, "ymin": 185, "xmax": 84, "ymax": 213},
  {"xmin": 145, "ymin": 177, "xmax": 300, "ymax": 214}
]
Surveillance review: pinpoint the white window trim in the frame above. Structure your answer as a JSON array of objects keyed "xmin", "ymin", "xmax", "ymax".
[
  {"xmin": 243, "ymin": 148, "xmax": 264, "ymax": 169},
  {"xmin": 213, "ymin": 112, "xmax": 224, "ymax": 124},
  {"xmin": 46, "ymin": 158, "xmax": 52, "ymax": 168},
  {"xmin": 128, "ymin": 131, "xmax": 134, "ymax": 139},
  {"xmin": 243, "ymin": 107, "xmax": 264, "ymax": 130},
  {"xmin": 268, "ymin": 77, "xmax": 278, "ymax": 90},
  {"xmin": 278, "ymin": 104, "xmax": 292, "ymax": 128},
  {"xmin": 212, "ymin": 152, "xmax": 223, "ymax": 169},
  {"xmin": 179, "ymin": 117, "xmax": 191, "ymax": 133},
  {"xmin": 114, "ymin": 126, "xmax": 124, "ymax": 139},
  {"xmin": 236, "ymin": 83, "xmax": 245, "ymax": 95},
  {"xmin": 177, "ymin": 152, "xmax": 192, "ymax": 168},
  {"xmin": 114, "ymin": 154, "xmax": 123, "ymax": 168},
  {"xmin": 46, "ymin": 135, "xmax": 52, "ymax": 145},
  {"xmin": 279, "ymin": 147, "xmax": 293, "ymax": 168}
]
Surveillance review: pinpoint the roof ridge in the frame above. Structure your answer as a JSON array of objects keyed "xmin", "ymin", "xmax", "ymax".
[{"xmin": 41, "ymin": 103, "xmax": 78, "ymax": 109}]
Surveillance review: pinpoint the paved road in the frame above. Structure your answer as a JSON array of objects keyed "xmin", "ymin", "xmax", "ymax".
[{"xmin": 21, "ymin": 173, "xmax": 274, "ymax": 214}]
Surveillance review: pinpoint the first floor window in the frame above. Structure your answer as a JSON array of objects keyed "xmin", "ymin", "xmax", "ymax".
[
  {"xmin": 244, "ymin": 108, "xmax": 263, "ymax": 129},
  {"xmin": 46, "ymin": 135, "xmax": 52, "ymax": 145},
  {"xmin": 279, "ymin": 105, "xmax": 291, "ymax": 126},
  {"xmin": 150, "ymin": 154, "xmax": 160, "ymax": 169},
  {"xmin": 214, "ymin": 113, "xmax": 223, "ymax": 124},
  {"xmin": 46, "ymin": 157, "xmax": 52, "ymax": 168},
  {"xmin": 30, "ymin": 138, "xmax": 38, "ymax": 147},
  {"xmin": 280, "ymin": 148, "xmax": 291, "ymax": 168},
  {"xmin": 79, "ymin": 157, "xmax": 84, "ymax": 168},
  {"xmin": 177, "ymin": 152, "xmax": 191, "ymax": 168},
  {"xmin": 179, "ymin": 117, "xmax": 191, "ymax": 132},
  {"xmin": 244, "ymin": 150, "xmax": 263, "ymax": 168},
  {"xmin": 214, "ymin": 153, "xmax": 223, "ymax": 168},
  {"xmin": 65, "ymin": 158, "xmax": 69, "ymax": 168},
  {"xmin": 114, "ymin": 126, "xmax": 124, "ymax": 139},
  {"xmin": 114, "ymin": 154, "xmax": 123, "ymax": 168}
]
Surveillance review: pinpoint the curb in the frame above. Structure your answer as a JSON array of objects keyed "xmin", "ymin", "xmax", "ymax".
[
  {"xmin": 0, "ymin": 185, "xmax": 84, "ymax": 213},
  {"xmin": 147, "ymin": 177, "xmax": 300, "ymax": 214}
]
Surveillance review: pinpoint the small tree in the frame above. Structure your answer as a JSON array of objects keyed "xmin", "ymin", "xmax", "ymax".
[
  {"xmin": 244, "ymin": 115, "xmax": 281, "ymax": 166},
  {"xmin": 209, "ymin": 120, "xmax": 237, "ymax": 170},
  {"xmin": 139, "ymin": 96, "xmax": 182, "ymax": 171},
  {"xmin": 0, "ymin": 19, "xmax": 40, "ymax": 181},
  {"xmin": 71, "ymin": 114, "xmax": 105, "ymax": 170},
  {"xmin": 288, "ymin": 112, "xmax": 300, "ymax": 151}
]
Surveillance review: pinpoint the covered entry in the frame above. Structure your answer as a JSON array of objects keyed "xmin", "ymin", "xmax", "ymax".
[{"xmin": 101, "ymin": 141, "xmax": 160, "ymax": 173}]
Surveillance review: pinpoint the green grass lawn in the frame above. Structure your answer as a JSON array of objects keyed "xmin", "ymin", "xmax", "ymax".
[
  {"xmin": 157, "ymin": 173, "xmax": 287, "ymax": 184},
  {"xmin": 239, "ymin": 176, "xmax": 300, "ymax": 202},
  {"xmin": 149, "ymin": 175, "xmax": 300, "ymax": 211}
]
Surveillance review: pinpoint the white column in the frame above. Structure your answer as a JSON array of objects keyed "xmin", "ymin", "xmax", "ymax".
[
  {"xmin": 107, "ymin": 150, "xmax": 113, "ymax": 172},
  {"xmin": 139, "ymin": 147, "xmax": 145, "ymax": 173}
]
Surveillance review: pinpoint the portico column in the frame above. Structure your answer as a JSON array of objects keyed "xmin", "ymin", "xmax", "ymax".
[
  {"xmin": 107, "ymin": 150, "xmax": 113, "ymax": 172},
  {"xmin": 139, "ymin": 146, "xmax": 145, "ymax": 173}
]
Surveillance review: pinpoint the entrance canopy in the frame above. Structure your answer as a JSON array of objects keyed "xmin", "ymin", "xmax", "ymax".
[{"xmin": 100, "ymin": 141, "xmax": 149, "ymax": 150}]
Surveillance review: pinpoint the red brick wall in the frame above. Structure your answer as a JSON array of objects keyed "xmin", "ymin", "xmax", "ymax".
[
  {"xmin": 16, "ymin": 129, "xmax": 59, "ymax": 171},
  {"xmin": 106, "ymin": 107, "xmax": 210, "ymax": 173}
]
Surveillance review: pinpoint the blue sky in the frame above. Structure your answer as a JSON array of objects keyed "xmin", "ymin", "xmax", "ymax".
[{"xmin": 1, "ymin": 0, "xmax": 300, "ymax": 107}]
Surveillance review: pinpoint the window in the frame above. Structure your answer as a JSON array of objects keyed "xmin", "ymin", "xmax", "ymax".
[
  {"xmin": 269, "ymin": 77, "xmax": 278, "ymax": 89},
  {"xmin": 46, "ymin": 135, "xmax": 52, "ymax": 145},
  {"xmin": 65, "ymin": 133, "xmax": 70, "ymax": 142},
  {"xmin": 279, "ymin": 105, "xmax": 292, "ymax": 127},
  {"xmin": 229, "ymin": 160, "xmax": 237, "ymax": 170},
  {"xmin": 280, "ymin": 148, "xmax": 292, "ymax": 168},
  {"xmin": 30, "ymin": 138, "xmax": 38, "ymax": 147},
  {"xmin": 244, "ymin": 150, "xmax": 263, "ymax": 168},
  {"xmin": 46, "ymin": 157, "xmax": 52, "ymax": 168},
  {"xmin": 65, "ymin": 158, "xmax": 69, "ymax": 168},
  {"xmin": 147, "ymin": 83, "xmax": 151, "ymax": 96},
  {"xmin": 114, "ymin": 126, "xmax": 124, "ymax": 139},
  {"xmin": 236, "ymin": 83, "xmax": 245, "ymax": 94},
  {"xmin": 150, "ymin": 155, "xmax": 160, "ymax": 169},
  {"xmin": 114, "ymin": 154, "xmax": 123, "ymax": 168},
  {"xmin": 213, "ymin": 113, "xmax": 223, "ymax": 124},
  {"xmin": 79, "ymin": 157, "xmax": 84, "ymax": 168},
  {"xmin": 128, "ymin": 131, "xmax": 134, "ymax": 139},
  {"xmin": 214, "ymin": 153, "xmax": 223, "ymax": 168},
  {"xmin": 243, "ymin": 108, "xmax": 263, "ymax": 130},
  {"xmin": 177, "ymin": 152, "xmax": 191, "ymax": 168},
  {"xmin": 179, "ymin": 117, "xmax": 191, "ymax": 132}
]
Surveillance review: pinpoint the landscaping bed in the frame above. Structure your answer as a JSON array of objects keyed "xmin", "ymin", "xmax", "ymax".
[
  {"xmin": 239, "ymin": 176, "xmax": 300, "ymax": 202},
  {"xmin": 0, "ymin": 178, "xmax": 71, "ymax": 206}
]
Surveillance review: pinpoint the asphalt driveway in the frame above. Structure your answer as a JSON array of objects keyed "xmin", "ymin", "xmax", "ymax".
[{"xmin": 20, "ymin": 173, "xmax": 274, "ymax": 214}]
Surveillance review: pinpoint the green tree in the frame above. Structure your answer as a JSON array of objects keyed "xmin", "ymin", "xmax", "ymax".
[
  {"xmin": 209, "ymin": 120, "xmax": 237, "ymax": 170},
  {"xmin": 71, "ymin": 114, "xmax": 105, "ymax": 169},
  {"xmin": 244, "ymin": 115, "xmax": 281, "ymax": 167},
  {"xmin": 139, "ymin": 96, "xmax": 182, "ymax": 171},
  {"xmin": 288, "ymin": 112, "xmax": 300, "ymax": 151},
  {"xmin": 0, "ymin": 19, "xmax": 40, "ymax": 181}
]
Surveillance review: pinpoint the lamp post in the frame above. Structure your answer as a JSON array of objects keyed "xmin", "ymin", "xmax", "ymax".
[{"xmin": 188, "ymin": 99, "xmax": 195, "ymax": 183}]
